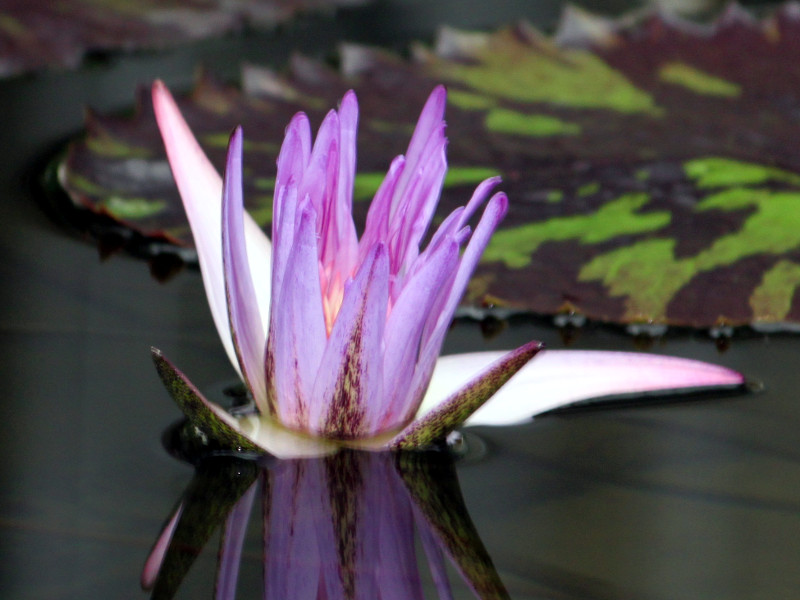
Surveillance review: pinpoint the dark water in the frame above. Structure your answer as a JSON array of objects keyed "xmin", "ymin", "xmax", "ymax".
[{"xmin": 0, "ymin": 1, "xmax": 798, "ymax": 598}]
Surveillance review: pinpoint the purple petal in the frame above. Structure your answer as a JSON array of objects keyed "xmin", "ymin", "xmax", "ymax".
[
  {"xmin": 359, "ymin": 155, "xmax": 406, "ymax": 258},
  {"xmin": 378, "ymin": 238, "xmax": 460, "ymax": 431},
  {"xmin": 392, "ymin": 341, "xmax": 543, "ymax": 449},
  {"xmin": 272, "ymin": 114, "xmax": 311, "ymax": 299},
  {"xmin": 311, "ymin": 244, "xmax": 389, "ymax": 439},
  {"xmin": 420, "ymin": 350, "xmax": 746, "ymax": 427},
  {"xmin": 215, "ymin": 481, "xmax": 258, "ymax": 600},
  {"xmin": 268, "ymin": 205, "xmax": 327, "ymax": 429},
  {"xmin": 152, "ymin": 81, "xmax": 271, "ymax": 374},
  {"xmin": 420, "ymin": 193, "xmax": 508, "ymax": 357},
  {"xmin": 392, "ymin": 85, "xmax": 447, "ymax": 221},
  {"xmin": 222, "ymin": 127, "xmax": 267, "ymax": 408},
  {"xmin": 331, "ymin": 91, "xmax": 360, "ymax": 276},
  {"xmin": 388, "ymin": 124, "xmax": 448, "ymax": 276}
]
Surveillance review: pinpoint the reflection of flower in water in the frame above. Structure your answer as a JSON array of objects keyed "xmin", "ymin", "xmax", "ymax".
[{"xmin": 143, "ymin": 451, "xmax": 509, "ymax": 599}]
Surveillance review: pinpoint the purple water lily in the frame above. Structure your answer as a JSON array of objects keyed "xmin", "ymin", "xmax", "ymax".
[{"xmin": 150, "ymin": 81, "xmax": 745, "ymax": 458}]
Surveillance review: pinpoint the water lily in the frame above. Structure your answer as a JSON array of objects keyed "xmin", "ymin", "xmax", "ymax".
[{"xmin": 150, "ymin": 80, "xmax": 745, "ymax": 458}]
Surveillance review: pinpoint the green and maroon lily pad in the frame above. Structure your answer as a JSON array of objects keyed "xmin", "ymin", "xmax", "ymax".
[
  {"xmin": 58, "ymin": 3, "xmax": 800, "ymax": 329},
  {"xmin": 0, "ymin": 0, "xmax": 368, "ymax": 77}
]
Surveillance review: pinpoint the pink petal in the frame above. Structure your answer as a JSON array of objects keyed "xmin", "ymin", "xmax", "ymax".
[
  {"xmin": 152, "ymin": 81, "xmax": 271, "ymax": 374},
  {"xmin": 222, "ymin": 127, "xmax": 267, "ymax": 406},
  {"xmin": 141, "ymin": 503, "xmax": 183, "ymax": 590},
  {"xmin": 420, "ymin": 350, "xmax": 746, "ymax": 427}
]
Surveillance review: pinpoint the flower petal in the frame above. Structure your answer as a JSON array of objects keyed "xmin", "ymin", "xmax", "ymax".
[
  {"xmin": 222, "ymin": 127, "xmax": 267, "ymax": 406},
  {"xmin": 311, "ymin": 244, "xmax": 389, "ymax": 439},
  {"xmin": 391, "ymin": 341, "xmax": 543, "ymax": 449},
  {"xmin": 421, "ymin": 192, "xmax": 508, "ymax": 357},
  {"xmin": 420, "ymin": 349, "xmax": 746, "ymax": 427},
  {"xmin": 380, "ymin": 238, "xmax": 460, "ymax": 430},
  {"xmin": 267, "ymin": 204, "xmax": 327, "ymax": 426},
  {"xmin": 152, "ymin": 81, "xmax": 272, "ymax": 374}
]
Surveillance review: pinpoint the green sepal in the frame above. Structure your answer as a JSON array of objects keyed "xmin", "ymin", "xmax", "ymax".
[
  {"xmin": 391, "ymin": 340, "xmax": 542, "ymax": 449},
  {"xmin": 151, "ymin": 347, "xmax": 261, "ymax": 454}
]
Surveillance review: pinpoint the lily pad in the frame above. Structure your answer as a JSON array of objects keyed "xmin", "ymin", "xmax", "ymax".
[
  {"xmin": 58, "ymin": 3, "xmax": 800, "ymax": 329},
  {"xmin": 0, "ymin": 0, "xmax": 368, "ymax": 77}
]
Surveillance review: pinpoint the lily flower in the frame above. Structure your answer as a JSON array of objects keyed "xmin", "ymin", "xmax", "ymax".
[{"xmin": 150, "ymin": 80, "xmax": 745, "ymax": 458}]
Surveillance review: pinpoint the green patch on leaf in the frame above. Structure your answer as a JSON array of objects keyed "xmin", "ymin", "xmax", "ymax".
[
  {"xmin": 580, "ymin": 188, "xmax": 800, "ymax": 321},
  {"xmin": 750, "ymin": 260, "xmax": 800, "ymax": 322},
  {"xmin": 246, "ymin": 196, "xmax": 274, "ymax": 227},
  {"xmin": 103, "ymin": 196, "xmax": 166, "ymax": 219},
  {"xmin": 201, "ymin": 132, "xmax": 278, "ymax": 153},
  {"xmin": 447, "ymin": 89, "xmax": 497, "ymax": 110},
  {"xmin": 352, "ymin": 172, "xmax": 386, "ymax": 201},
  {"xmin": 659, "ymin": 62, "xmax": 741, "ymax": 97},
  {"xmin": 444, "ymin": 166, "xmax": 499, "ymax": 186},
  {"xmin": 87, "ymin": 131, "xmax": 152, "ymax": 158},
  {"xmin": 66, "ymin": 172, "xmax": 107, "ymax": 196},
  {"xmin": 577, "ymin": 182, "xmax": 601, "ymax": 197},
  {"xmin": 685, "ymin": 157, "xmax": 800, "ymax": 188},
  {"xmin": 431, "ymin": 31, "xmax": 659, "ymax": 114},
  {"xmin": 484, "ymin": 193, "xmax": 670, "ymax": 268},
  {"xmin": 368, "ymin": 119, "xmax": 415, "ymax": 135},
  {"xmin": 485, "ymin": 108, "xmax": 581, "ymax": 137},
  {"xmin": 546, "ymin": 190, "xmax": 564, "ymax": 203},
  {"xmin": 0, "ymin": 13, "xmax": 29, "ymax": 38}
]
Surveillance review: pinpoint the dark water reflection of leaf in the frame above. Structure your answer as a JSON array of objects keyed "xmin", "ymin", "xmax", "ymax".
[{"xmin": 144, "ymin": 449, "xmax": 508, "ymax": 599}]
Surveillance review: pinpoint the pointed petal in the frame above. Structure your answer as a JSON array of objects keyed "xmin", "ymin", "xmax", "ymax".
[
  {"xmin": 359, "ymin": 155, "xmax": 405, "ymax": 256},
  {"xmin": 272, "ymin": 114, "xmax": 311, "ymax": 300},
  {"xmin": 268, "ymin": 205, "xmax": 327, "ymax": 427},
  {"xmin": 421, "ymin": 192, "xmax": 508, "ymax": 355},
  {"xmin": 393, "ymin": 85, "xmax": 447, "ymax": 220},
  {"xmin": 151, "ymin": 348, "xmax": 335, "ymax": 458},
  {"xmin": 152, "ymin": 81, "xmax": 271, "ymax": 374},
  {"xmin": 312, "ymin": 245, "xmax": 389, "ymax": 439},
  {"xmin": 391, "ymin": 341, "xmax": 543, "ymax": 449},
  {"xmin": 222, "ymin": 127, "xmax": 267, "ymax": 406},
  {"xmin": 421, "ymin": 350, "xmax": 747, "ymax": 427},
  {"xmin": 332, "ymin": 90, "xmax": 359, "ymax": 270},
  {"xmin": 379, "ymin": 238, "xmax": 459, "ymax": 429}
]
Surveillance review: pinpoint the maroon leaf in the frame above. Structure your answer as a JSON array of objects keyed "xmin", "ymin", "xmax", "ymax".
[
  {"xmin": 57, "ymin": 3, "xmax": 800, "ymax": 330},
  {"xmin": 0, "ymin": 0, "xmax": 368, "ymax": 77}
]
